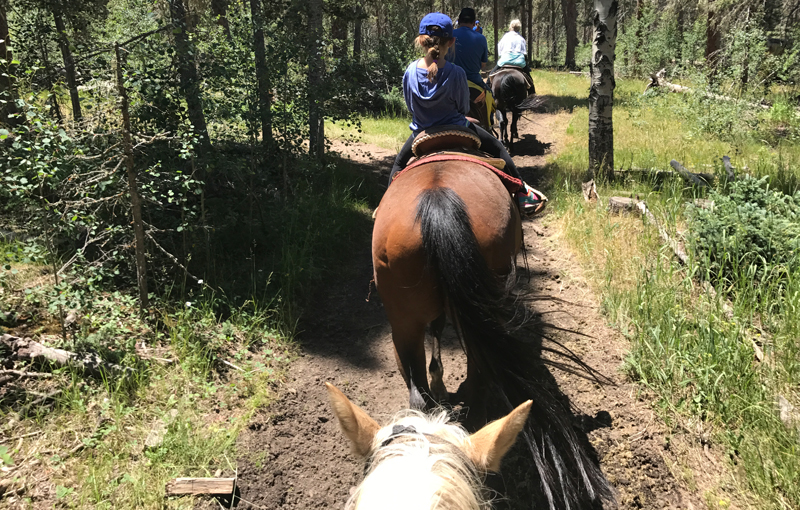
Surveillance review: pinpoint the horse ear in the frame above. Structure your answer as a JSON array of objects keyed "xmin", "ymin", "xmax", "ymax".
[
  {"xmin": 325, "ymin": 383, "xmax": 380, "ymax": 458},
  {"xmin": 467, "ymin": 400, "xmax": 532, "ymax": 472}
]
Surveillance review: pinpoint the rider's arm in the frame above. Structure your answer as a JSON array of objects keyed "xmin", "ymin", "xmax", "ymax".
[{"xmin": 454, "ymin": 69, "xmax": 470, "ymax": 116}]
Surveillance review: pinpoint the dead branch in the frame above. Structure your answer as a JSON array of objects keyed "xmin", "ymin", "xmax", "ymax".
[
  {"xmin": 0, "ymin": 334, "xmax": 134, "ymax": 378},
  {"xmin": 144, "ymin": 231, "xmax": 203, "ymax": 285},
  {"xmin": 645, "ymin": 68, "xmax": 787, "ymax": 112},
  {"xmin": 608, "ymin": 197, "xmax": 689, "ymax": 265}
]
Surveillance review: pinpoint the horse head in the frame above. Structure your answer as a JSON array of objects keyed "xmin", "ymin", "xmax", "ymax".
[{"xmin": 326, "ymin": 382, "xmax": 532, "ymax": 510}]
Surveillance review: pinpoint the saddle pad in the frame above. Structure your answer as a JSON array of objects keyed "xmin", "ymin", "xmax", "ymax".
[
  {"xmin": 489, "ymin": 66, "xmax": 524, "ymax": 79},
  {"xmin": 392, "ymin": 154, "xmax": 522, "ymax": 194}
]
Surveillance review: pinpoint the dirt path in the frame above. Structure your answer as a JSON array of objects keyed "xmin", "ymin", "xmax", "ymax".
[{"xmin": 232, "ymin": 114, "xmax": 723, "ymax": 509}]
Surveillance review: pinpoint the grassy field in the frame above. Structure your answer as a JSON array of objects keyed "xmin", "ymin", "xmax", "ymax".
[
  {"xmin": 334, "ymin": 70, "xmax": 800, "ymax": 508},
  {"xmin": 535, "ymin": 70, "xmax": 800, "ymax": 509}
]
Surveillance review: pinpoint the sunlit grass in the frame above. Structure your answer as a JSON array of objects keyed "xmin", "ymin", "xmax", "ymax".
[
  {"xmin": 531, "ymin": 70, "xmax": 800, "ymax": 508},
  {"xmin": 326, "ymin": 115, "xmax": 410, "ymax": 151}
]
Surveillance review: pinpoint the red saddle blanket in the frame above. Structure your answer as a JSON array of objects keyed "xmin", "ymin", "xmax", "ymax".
[{"xmin": 393, "ymin": 154, "xmax": 523, "ymax": 194}]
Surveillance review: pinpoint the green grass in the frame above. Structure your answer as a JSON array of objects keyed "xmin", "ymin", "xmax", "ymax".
[
  {"xmin": 535, "ymin": 70, "xmax": 800, "ymax": 508},
  {"xmin": 326, "ymin": 115, "xmax": 410, "ymax": 151}
]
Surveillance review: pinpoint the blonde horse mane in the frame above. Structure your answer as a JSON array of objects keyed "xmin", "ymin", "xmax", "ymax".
[{"xmin": 348, "ymin": 409, "xmax": 490, "ymax": 510}]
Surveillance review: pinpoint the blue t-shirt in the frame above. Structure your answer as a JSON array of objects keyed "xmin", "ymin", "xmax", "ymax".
[
  {"xmin": 446, "ymin": 27, "xmax": 489, "ymax": 88},
  {"xmin": 402, "ymin": 60, "xmax": 469, "ymax": 136}
]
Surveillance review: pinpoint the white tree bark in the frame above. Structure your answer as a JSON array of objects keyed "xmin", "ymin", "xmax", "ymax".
[{"xmin": 588, "ymin": 0, "xmax": 617, "ymax": 179}]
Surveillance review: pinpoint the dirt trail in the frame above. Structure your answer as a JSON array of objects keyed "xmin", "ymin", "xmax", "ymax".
[{"xmin": 231, "ymin": 113, "xmax": 724, "ymax": 509}]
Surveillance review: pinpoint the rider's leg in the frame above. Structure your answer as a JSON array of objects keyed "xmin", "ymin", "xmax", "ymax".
[
  {"xmin": 468, "ymin": 122, "xmax": 520, "ymax": 179},
  {"xmin": 389, "ymin": 134, "xmax": 415, "ymax": 185},
  {"xmin": 468, "ymin": 122, "xmax": 547, "ymax": 213}
]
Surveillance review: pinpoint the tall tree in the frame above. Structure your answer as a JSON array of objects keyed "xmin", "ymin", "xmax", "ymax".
[
  {"xmin": 588, "ymin": 0, "xmax": 617, "ymax": 179},
  {"xmin": 526, "ymin": 0, "xmax": 533, "ymax": 62},
  {"xmin": 353, "ymin": 6, "xmax": 363, "ymax": 62},
  {"xmin": 549, "ymin": 0, "xmax": 556, "ymax": 63},
  {"xmin": 705, "ymin": 0, "xmax": 721, "ymax": 70},
  {"xmin": 210, "ymin": 0, "xmax": 232, "ymax": 41},
  {"xmin": 307, "ymin": 0, "xmax": 324, "ymax": 159},
  {"xmin": 169, "ymin": 0, "xmax": 211, "ymax": 152},
  {"xmin": 250, "ymin": 0, "xmax": 272, "ymax": 151},
  {"xmin": 0, "ymin": 0, "xmax": 19, "ymax": 126},
  {"xmin": 52, "ymin": 1, "xmax": 81, "ymax": 121},
  {"xmin": 561, "ymin": 0, "xmax": 578, "ymax": 69}
]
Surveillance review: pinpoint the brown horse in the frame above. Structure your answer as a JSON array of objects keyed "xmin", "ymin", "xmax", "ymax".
[{"xmin": 371, "ymin": 157, "xmax": 613, "ymax": 509}]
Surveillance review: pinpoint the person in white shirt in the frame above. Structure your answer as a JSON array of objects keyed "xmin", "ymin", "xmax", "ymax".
[{"xmin": 491, "ymin": 20, "xmax": 534, "ymax": 93}]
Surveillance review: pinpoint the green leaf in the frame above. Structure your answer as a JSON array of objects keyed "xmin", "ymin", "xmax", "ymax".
[
  {"xmin": 55, "ymin": 485, "xmax": 74, "ymax": 499},
  {"xmin": 0, "ymin": 445, "xmax": 13, "ymax": 465},
  {"xmin": 0, "ymin": 129, "xmax": 8, "ymax": 140}
]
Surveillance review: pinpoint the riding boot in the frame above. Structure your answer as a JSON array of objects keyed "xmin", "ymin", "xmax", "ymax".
[{"xmin": 522, "ymin": 63, "xmax": 535, "ymax": 95}]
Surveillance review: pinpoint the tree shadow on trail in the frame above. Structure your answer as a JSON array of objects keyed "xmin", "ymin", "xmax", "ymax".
[{"xmin": 536, "ymin": 93, "xmax": 587, "ymax": 113}]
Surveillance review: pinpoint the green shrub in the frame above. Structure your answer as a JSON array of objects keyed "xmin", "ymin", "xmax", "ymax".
[{"xmin": 689, "ymin": 176, "xmax": 800, "ymax": 285}]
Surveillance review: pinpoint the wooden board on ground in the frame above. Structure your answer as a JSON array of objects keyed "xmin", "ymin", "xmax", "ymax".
[{"xmin": 165, "ymin": 477, "xmax": 236, "ymax": 496}]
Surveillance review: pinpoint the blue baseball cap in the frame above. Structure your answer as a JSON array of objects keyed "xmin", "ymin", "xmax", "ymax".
[{"xmin": 419, "ymin": 13, "xmax": 453, "ymax": 38}]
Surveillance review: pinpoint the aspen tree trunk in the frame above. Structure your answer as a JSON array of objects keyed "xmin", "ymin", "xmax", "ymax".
[
  {"xmin": 561, "ymin": 0, "xmax": 578, "ymax": 69},
  {"xmin": 588, "ymin": 0, "xmax": 617, "ymax": 180},
  {"xmin": 0, "ymin": 0, "xmax": 19, "ymax": 126},
  {"xmin": 52, "ymin": 3, "xmax": 81, "ymax": 121},
  {"xmin": 250, "ymin": 0, "xmax": 272, "ymax": 151},
  {"xmin": 170, "ymin": 0, "xmax": 211, "ymax": 153},
  {"xmin": 307, "ymin": 0, "xmax": 324, "ymax": 160},
  {"xmin": 115, "ymin": 43, "xmax": 149, "ymax": 309}
]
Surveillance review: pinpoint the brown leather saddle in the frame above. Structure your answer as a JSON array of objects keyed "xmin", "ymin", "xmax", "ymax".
[
  {"xmin": 395, "ymin": 125, "xmax": 522, "ymax": 193},
  {"xmin": 408, "ymin": 124, "xmax": 504, "ymax": 170}
]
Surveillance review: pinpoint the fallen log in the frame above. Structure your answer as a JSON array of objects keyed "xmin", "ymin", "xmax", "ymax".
[
  {"xmin": 645, "ymin": 68, "xmax": 774, "ymax": 111},
  {"xmin": 608, "ymin": 197, "xmax": 689, "ymax": 265},
  {"xmin": 165, "ymin": 477, "xmax": 236, "ymax": 496},
  {"xmin": 669, "ymin": 160, "xmax": 714, "ymax": 187},
  {"xmin": 0, "ymin": 334, "xmax": 134, "ymax": 378}
]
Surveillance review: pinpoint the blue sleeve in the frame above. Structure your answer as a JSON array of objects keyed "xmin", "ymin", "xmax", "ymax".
[
  {"xmin": 454, "ymin": 69, "xmax": 469, "ymax": 116},
  {"xmin": 402, "ymin": 69, "xmax": 413, "ymax": 113},
  {"xmin": 481, "ymin": 37, "xmax": 488, "ymax": 63}
]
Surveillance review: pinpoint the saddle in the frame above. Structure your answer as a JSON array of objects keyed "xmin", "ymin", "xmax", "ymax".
[{"xmin": 394, "ymin": 124, "xmax": 522, "ymax": 194}]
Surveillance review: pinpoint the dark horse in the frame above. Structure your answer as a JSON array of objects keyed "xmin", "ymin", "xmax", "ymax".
[
  {"xmin": 491, "ymin": 68, "xmax": 543, "ymax": 151},
  {"xmin": 371, "ymin": 158, "xmax": 613, "ymax": 509}
]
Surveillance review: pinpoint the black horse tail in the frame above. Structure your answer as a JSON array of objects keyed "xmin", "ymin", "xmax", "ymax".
[{"xmin": 415, "ymin": 186, "xmax": 614, "ymax": 510}]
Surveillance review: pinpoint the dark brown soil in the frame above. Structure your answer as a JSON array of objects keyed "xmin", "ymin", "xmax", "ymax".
[{"xmin": 227, "ymin": 114, "xmax": 725, "ymax": 510}]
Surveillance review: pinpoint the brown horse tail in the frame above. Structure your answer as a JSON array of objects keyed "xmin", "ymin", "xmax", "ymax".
[{"xmin": 415, "ymin": 186, "xmax": 615, "ymax": 510}]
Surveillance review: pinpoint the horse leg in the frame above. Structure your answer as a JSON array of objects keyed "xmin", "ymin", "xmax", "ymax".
[
  {"xmin": 428, "ymin": 313, "xmax": 448, "ymax": 402},
  {"xmin": 499, "ymin": 109, "xmax": 509, "ymax": 148},
  {"xmin": 511, "ymin": 110, "xmax": 520, "ymax": 142},
  {"xmin": 390, "ymin": 320, "xmax": 435, "ymax": 409}
]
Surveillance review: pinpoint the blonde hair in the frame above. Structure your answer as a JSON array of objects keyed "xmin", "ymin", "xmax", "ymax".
[
  {"xmin": 415, "ymin": 34, "xmax": 455, "ymax": 83},
  {"xmin": 348, "ymin": 409, "xmax": 489, "ymax": 510},
  {"xmin": 509, "ymin": 19, "xmax": 522, "ymax": 32}
]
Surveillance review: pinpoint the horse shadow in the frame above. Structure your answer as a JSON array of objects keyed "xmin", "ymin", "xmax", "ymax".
[
  {"xmin": 437, "ymin": 289, "xmax": 615, "ymax": 509},
  {"xmin": 509, "ymin": 133, "xmax": 551, "ymax": 157}
]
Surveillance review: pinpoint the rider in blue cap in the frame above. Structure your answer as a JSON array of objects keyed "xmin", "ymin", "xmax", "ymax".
[{"xmin": 388, "ymin": 12, "xmax": 545, "ymax": 214}]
